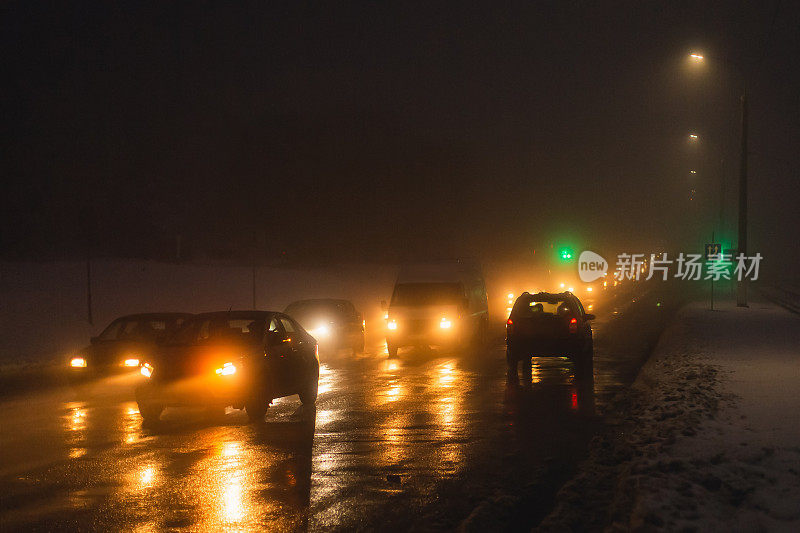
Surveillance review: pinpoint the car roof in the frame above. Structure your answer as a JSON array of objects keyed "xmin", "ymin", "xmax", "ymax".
[
  {"xmin": 113, "ymin": 313, "xmax": 194, "ymax": 321},
  {"xmin": 191, "ymin": 310, "xmax": 278, "ymax": 320},
  {"xmin": 521, "ymin": 291, "xmax": 577, "ymax": 302},
  {"xmin": 286, "ymin": 298, "xmax": 352, "ymax": 306}
]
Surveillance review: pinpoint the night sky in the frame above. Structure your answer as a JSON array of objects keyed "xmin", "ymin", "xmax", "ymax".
[{"xmin": 3, "ymin": 2, "xmax": 799, "ymax": 274}]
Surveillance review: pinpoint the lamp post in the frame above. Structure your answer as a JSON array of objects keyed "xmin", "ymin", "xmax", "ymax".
[{"xmin": 687, "ymin": 52, "xmax": 748, "ymax": 306}]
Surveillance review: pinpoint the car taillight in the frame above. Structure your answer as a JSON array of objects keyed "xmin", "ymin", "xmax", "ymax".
[
  {"xmin": 569, "ymin": 317, "xmax": 578, "ymax": 334},
  {"xmin": 506, "ymin": 318, "xmax": 513, "ymax": 326}
]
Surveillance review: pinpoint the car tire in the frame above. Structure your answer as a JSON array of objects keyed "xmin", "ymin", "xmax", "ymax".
[
  {"xmin": 352, "ymin": 334, "xmax": 365, "ymax": 355},
  {"xmin": 573, "ymin": 345, "xmax": 594, "ymax": 379},
  {"xmin": 138, "ymin": 401, "xmax": 163, "ymax": 424},
  {"xmin": 245, "ymin": 397, "xmax": 268, "ymax": 422},
  {"xmin": 387, "ymin": 342, "xmax": 398, "ymax": 358},
  {"xmin": 299, "ymin": 377, "xmax": 318, "ymax": 406}
]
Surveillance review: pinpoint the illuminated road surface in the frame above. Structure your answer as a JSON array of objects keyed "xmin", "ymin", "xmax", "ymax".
[{"xmin": 0, "ymin": 288, "xmax": 676, "ymax": 531}]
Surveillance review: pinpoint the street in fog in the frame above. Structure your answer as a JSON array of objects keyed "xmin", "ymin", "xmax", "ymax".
[{"xmin": 0, "ymin": 285, "xmax": 677, "ymax": 531}]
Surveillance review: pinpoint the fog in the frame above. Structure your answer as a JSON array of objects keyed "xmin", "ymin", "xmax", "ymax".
[{"xmin": 3, "ymin": 3, "xmax": 799, "ymax": 273}]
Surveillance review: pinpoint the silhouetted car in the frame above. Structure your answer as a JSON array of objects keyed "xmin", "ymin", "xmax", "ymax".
[
  {"xmin": 68, "ymin": 313, "xmax": 192, "ymax": 378},
  {"xmin": 135, "ymin": 311, "xmax": 319, "ymax": 423},
  {"xmin": 506, "ymin": 292, "xmax": 594, "ymax": 381},
  {"xmin": 284, "ymin": 299, "xmax": 365, "ymax": 354}
]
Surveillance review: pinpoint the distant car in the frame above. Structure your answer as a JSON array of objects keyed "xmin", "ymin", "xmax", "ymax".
[
  {"xmin": 135, "ymin": 311, "xmax": 319, "ymax": 423},
  {"xmin": 284, "ymin": 299, "xmax": 365, "ymax": 354},
  {"xmin": 506, "ymin": 292, "xmax": 594, "ymax": 381},
  {"xmin": 68, "ymin": 313, "xmax": 192, "ymax": 377},
  {"xmin": 385, "ymin": 261, "xmax": 489, "ymax": 357}
]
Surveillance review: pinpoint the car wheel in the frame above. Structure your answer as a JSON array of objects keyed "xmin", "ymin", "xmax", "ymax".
[
  {"xmin": 573, "ymin": 347, "xmax": 593, "ymax": 379},
  {"xmin": 352, "ymin": 334, "xmax": 365, "ymax": 355},
  {"xmin": 520, "ymin": 356, "xmax": 533, "ymax": 386},
  {"xmin": 387, "ymin": 341, "xmax": 398, "ymax": 358},
  {"xmin": 245, "ymin": 397, "xmax": 268, "ymax": 422},
  {"xmin": 299, "ymin": 376, "xmax": 318, "ymax": 406},
  {"xmin": 138, "ymin": 401, "xmax": 163, "ymax": 424}
]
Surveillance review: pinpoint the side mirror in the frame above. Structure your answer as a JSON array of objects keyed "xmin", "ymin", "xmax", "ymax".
[
  {"xmin": 265, "ymin": 331, "xmax": 284, "ymax": 347},
  {"xmin": 584, "ymin": 313, "xmax": 596, "ymax": 321}
]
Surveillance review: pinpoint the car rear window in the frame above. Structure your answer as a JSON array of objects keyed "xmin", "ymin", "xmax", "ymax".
[{"xmin": 512, "ymin": 296, "xmax": 575, "ymax": 317}]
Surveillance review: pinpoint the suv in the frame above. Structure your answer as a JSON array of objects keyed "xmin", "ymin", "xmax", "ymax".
[
  {"xmin": 135, "ymin": 311, "xmax": 319, "ymax": 423},
  {"xmin": 506, "ymin": 292, "xmax": 594, "ymax": 381}
]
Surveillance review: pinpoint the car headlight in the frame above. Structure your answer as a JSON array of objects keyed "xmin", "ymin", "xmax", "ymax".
[
  {"xmin": 312, "ymin": 324, "xmax": 330, "ymax": 338},
  {"xmin": 387, "ymin": 319, "xmax": 397, "ymax": 330},
  {"xmin": 70, "ymin": 357, "xmax": 87, "ymax": 368},
  {"xmin": 215, "ymin": 362, "xmax": 237, "ymax": 376},
  {"xmin": 440, "ymin": 318, "xmax": 452, "ymax": 329},
  {"xmin": 140, "ymin": 363, "xmax": 153, "ymax": 378},
  {"xmin": 124, "ymin": 358, "xmax": 140, "ymax": 367}
]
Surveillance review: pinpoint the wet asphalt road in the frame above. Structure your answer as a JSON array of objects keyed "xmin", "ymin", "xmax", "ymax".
[{"xmin": 0, "ymin": 285, "xmax": 680, "ymax": 531}]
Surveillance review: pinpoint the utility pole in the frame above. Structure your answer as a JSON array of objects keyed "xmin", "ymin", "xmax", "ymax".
[{"xmin": 736, "ymin": 91, "xmax": 748, "ymax": 307}]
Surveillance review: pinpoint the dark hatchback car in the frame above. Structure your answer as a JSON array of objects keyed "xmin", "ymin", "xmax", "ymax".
[
  {"xmin": 68, "ymin": 313, "xmax": 192, "ymax": 377},
  {"xmin": 506, "ymin": 292, "xmax": 595, "ymax": 381},
  {"xmin": 135, "ymin": 311, "xmax": 319, "ymax": 423},
  {"xmin": 284, "ymin": 299, "xmax": 365, "ymax": 354}
]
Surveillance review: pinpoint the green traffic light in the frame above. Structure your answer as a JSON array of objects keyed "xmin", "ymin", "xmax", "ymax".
[{"xmin": 558, "ymin": 247, "xmax": 574, "ymax": 261}]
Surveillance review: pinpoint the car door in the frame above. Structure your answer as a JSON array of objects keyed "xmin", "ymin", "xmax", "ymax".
[
  {"xmin": 264, "ymin": 316, "xmax": 294, "ymax": 397},
  {"xmin": 278, "ymin": 315, "xmax": 309, "ymax": 393}
]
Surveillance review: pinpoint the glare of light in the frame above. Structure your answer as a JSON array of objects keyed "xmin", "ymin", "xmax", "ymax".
[
  {"xmin": 222, "ymin": 441, "xmax": 240, "ymax": 458},
  {"xmin": 383, "ymin": 312, "xmax": 389, "ymax": 320},
  {"xmin": 690, "ymin": 53, "xmax": 704, "ymax": 61},
  {"xmin": 439, "ymin": 318, "xmax": 452, "ymax": 329},
  {"xmin": 311, "ymin": 324, "xmax": 330, "ymax": 338},
  {"xmin": 689, "ymin": 133, "xmax": 699, "ymax": 140},
  {"xmin": 124, "ymin": 358, "xmax": 140, "ymax": 367},
  {"xmin": 387, "ymin": 319, "xmax": 397, "ymax": 330},
  {"xmin": 603, "ymin": 281, "xmax": 608, "ymax": 288},
  {"xmin": 507, "ymin": 292, "xmax": 514, "ymax": 299},
  {"xmin": 222, "ymin": 476, "xmax": 243, "ymax": 523},
  {"xmin": 568, "ymin": 287, "xmax": 574, "ymax": 292},
  {"xmin": 215, "ymin": 362, "xmax": 237, "ymax": 376},
  {"xmin": 690, "ymin": 170, "xmax": 697, "ymax": 174},
  {"xmin": 437, "ymin": 363, "xmax": 455, "ymax": 387},
  {"xmin": 506, "ymin": 307, "xmax": 513, "ymax": 315},
  {"xmin": 586, "ymin": 287, "xmax": 592, "ymax": 292},
  {"xmin": 587, "ymin": 304, "xmax": 593, "ymax": 310},
  {"xmin": 140, "ymin": 363, "xmax": 153, "ymax": 378},
  {"xmin": 70, "ymin": 357, "xmax": 87, "ymax": 368},
  {"xmin": 560, "ymin": 283, "xmax": 565, "ymax": 288},
  {"xmin": 140, "ymin": 465, "xmax": 155, "ymax": 486}
]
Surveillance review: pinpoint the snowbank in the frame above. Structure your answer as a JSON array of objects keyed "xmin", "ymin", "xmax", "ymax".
[{"xmin": 537, "ymin": 298, "xmax": 800, "ymax": 531}]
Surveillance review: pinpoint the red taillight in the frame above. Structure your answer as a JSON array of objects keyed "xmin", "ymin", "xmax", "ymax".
[
  {"xmin": 506, "ymin": 318, "xmax": 513, "ymax": 325},
  {"xmin": 570, "ymin": 318, "xmax": 577, "ymax": 324},
  {"xmin": 569, "ymin": 317, "xmax": 578, "ymax": 334}
]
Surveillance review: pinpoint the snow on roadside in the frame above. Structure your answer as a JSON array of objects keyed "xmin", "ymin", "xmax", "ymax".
[{"xmin": 537, "ymin": 299, "xmax": 800, "ymax": 532}]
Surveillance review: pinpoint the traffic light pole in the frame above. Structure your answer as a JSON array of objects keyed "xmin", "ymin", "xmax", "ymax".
[{"xmin": 736, "ymin": 91, "xmax": 748, "ymax": 307}]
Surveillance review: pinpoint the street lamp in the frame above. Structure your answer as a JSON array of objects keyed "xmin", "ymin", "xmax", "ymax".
[
  {"xmin": 684, "ymin": 51, "xmax": 748, "ymax": 307},
  {"xmin": 688, "ymin": 133, "xmax": 699, "ymax": 140}
]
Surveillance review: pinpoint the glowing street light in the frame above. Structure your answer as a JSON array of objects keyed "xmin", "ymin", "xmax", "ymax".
[
  {"xmin": 689, "ymin": 53, "xmax": 704, "ymax": 62},
  {"xmin": 689, "ymin": 133, "xmax": 699, "ymax": 140},
  {"xmin": 690, "ymin": 170, "xmax": 697, "ymax": 174}
]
